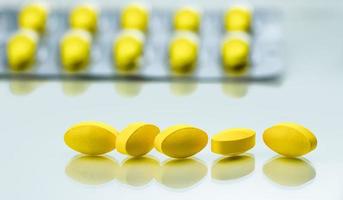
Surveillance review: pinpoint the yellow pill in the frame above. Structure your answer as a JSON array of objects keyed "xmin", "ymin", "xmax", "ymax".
[
  {"xmin": 211, "ymin": 128, "xmax": 255, "ymax": 155},
  {"xmin": 169, "ymin": 32, "xmax": 199, "ymax": 74},
  {"xmin": 113, "ymin": 30, "xmax": 144, "ymax": 71},
  {"xmin": 121, "ymin": 3, "xmax": 149, "ymax": 32},
  {"xmin": 18, "ymin": 3, "xmax": 48, "ymax": 33},
  {"xmin": 263, "ymin": 122, "xmax": 317, "ymax": 157},
  {"xmin": 64, "ymin": 122, "xmax": 119, "ymax": 155},
  {"xmin": 116, "ymin": 122, "xmax": 160, "ymax": 157},
  {"xmin": 6, "ymin": 30, "xmax": 38, "ymax": 71},
  {"xmin": 154, "ymin": 125, "xmax": 208, "ymax": 158},
  {"xmin": 60, "ymin": 29, "xmax": 92, "ymax": 71},
  {"xmin": 221, "ymin": 33, "xmax": 250, "ymax": 71},
  {"xmin": 70, "ymin": 4, "xmax": 98, "ymax": 33},
  {"xmin": 174, "ymin": 7, "xmax": 201, "ymax": 32},
  {"xmin": 224, "ymin": 5, "xmax": 252, "ymax": 32}
]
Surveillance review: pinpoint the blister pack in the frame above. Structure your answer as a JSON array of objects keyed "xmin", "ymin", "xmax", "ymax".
[{"xmin": 0, "ymin": 3, "xmax": 283, "ymax": 81}]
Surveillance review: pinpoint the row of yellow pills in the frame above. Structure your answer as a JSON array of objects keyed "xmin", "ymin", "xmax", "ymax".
[
  {"xmin": 62, "ymin": 4, "xmax": 148, "ymax": 72},
  {"xmin": 171, "ymin": 5, "xmax": 252, "ymax": 74},
  {"xmin": 64, "ymin": 122, "xmax": 317, "ymax": 158},
  {"xmin": 16, "ymin": 3, "xmax": 251, "ymax": 35},
  {"xmin": 7, "ymin": 3, "xmax": 252, "ymax": 74}
]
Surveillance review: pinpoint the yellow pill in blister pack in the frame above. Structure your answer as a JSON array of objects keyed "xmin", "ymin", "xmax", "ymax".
[
  {"xmin": 121, "ymin": 3, "xmax": 149, "ymax": 32},
  {"xmin": 221, "ymin": 33, "xmax": 250, "ymax": 71},
  {"xmin": 116, "ymin": 122, "xmax": 160, "ymax": 157},
  {"xmin": 113, "ymin": 30, "xmax": 144, "ymax": 71},
  {"xmin": 154, "ymin": 125, "xmax": 208, "ymax": 159},
  {"xmin": 18, "ymin": 3, "xmax": 48, "ymax": 33},
  {"xmin": 174, "ymin": 7, "xmax": 201, "ymax": 32},
  {"xmin": 263, "ymin": 122, "xmax": 317, "ymax": 157},
  {"xmin": 60, "ymin": 29, "xmax": 92, "ymax": 71},
  {"xmin": 169, "ymin": 32, "xmax": 199, "ymax": 74},
  {"xmin": 64, "ymin": 122, "xmax": 119, "ymax": 155},
  {"xmin": 211, "ymin": 128, "xmax": 255, "ymax": 155},
  {"xmin": 224, "ymin": 5, "xmax": 252, "ymax": 32},
  {"xmin": 6, "ymin": 30, "xmax": 38, "ymax": 71},
  {"xmin": 70, "ymin": 4, "xmax": 98, "ymax": 33}
]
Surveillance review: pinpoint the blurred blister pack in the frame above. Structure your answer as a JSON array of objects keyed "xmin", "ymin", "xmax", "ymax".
[{"xmin": 0, "ymin": 5, "xmax": 283, "ymax": 82}]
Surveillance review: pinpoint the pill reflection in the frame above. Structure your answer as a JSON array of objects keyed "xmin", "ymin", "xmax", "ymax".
[
  {"xmin": 170, "ymin": 82, "xmax": 197, "ymax": 96},
  {"xmin": 263, "ymin": 156, "xmax": 316, "ymax": 187},
  {"xmin": 211, "ymin": 154, "xmax": 254, "ymax": 181},
  {"xmin": 117, "ymin": 157, "xmax": 159, "ymax": 187},
  {"xmin": 114, "ymin": 81, "xmax": 143, "ymax": 97},
  {"xmin": 62, "ymin": 81, "xmax": 90, "ymax": 96},
  {"xmin": 221, "ymin": 82, "xmax": 249, "ymax": 98},
  {"xmin": 65, "ymin": 155, "xmax": 118, "ymax": 185},
  {"xmin": 9, "ymin": 80, "xmax": 41, "ymax": 95},
  {"xmin": 156, "ymin": 158, "xmax": 207, "ymax": 189}
]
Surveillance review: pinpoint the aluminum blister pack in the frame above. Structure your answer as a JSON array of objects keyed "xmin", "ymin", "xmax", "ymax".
[{"xmin": 0, "ymin": 5, "xmax": 283, "ymax": 82}]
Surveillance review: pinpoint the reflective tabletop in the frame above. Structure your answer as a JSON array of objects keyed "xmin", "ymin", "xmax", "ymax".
[{"xmin": 1, "ymin": 0, "xmax": 343, "ymax": 200}]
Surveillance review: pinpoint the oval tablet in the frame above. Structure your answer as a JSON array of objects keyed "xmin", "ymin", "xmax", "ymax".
[
  {"xmin": 224, "ymin": 5, "xmax": 252, "ymax": 32},
  {"xmin": 263, "ymin": 122, "xmax": 317, "ymax": 157},
  {"xmin": 121, "ymin": 3, "xmax": 149, "ymax": 32},
  {"xmin": 70, "ymin": 4, "xmax": 98, "ymax": 33},
  {"xmin": 116, "ymin": 122, "xmax": 160, "ymax": 157},
  {"xmin": 169, "ymin": 32, "xmax": 199, "ymax": 74},
  {"xmin": 7, "ymin": 30, "xmax": 38, "ymax": 71},
  {"xmin": 154, "ymin": 125, "xmax": 208, "ymax": 158},
  {"xmin": 174, "ymin": 7, "xmax": 201, "ymax": 32},
  {"xmin": 60, "ymin": 29, "xmax": 92, "ymax": 71},
  {"xmin": 211, "ymin": 128, "xmax": 255, "ymax": 155},
  {"xmin": 64, "ymin": 122, "xmax": 119, "ymax": 155},
  {"xmin": 19, "ymin": 3, "xmax": 48, "ymax": 33}
]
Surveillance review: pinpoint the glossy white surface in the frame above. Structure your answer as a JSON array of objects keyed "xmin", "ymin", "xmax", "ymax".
[{"xmin": 1, "ymin": 1, "xmax": 343, "ymax": 200}]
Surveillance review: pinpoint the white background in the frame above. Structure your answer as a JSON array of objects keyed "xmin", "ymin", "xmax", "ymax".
[{"xmin": 1, "ymin": 0, "xmax": 343, "ymax": 200}]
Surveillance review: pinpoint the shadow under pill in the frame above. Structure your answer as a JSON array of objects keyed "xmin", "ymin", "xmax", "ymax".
[
  {"xmin": 223, "ymin": 63, "xmax": 250, "ymax": 78},
  {"xmin": 114, "ymin": 81, "xmax": 143, "ymax": 97},
  {"xmin": 9, "ymin": 80, "xmax": 42, "ymax": 96},
  {"xmin": 156, "ymin": 158, "xmax": 207, "ymax": 190},
  {"xmin": 263, "ymin": 156, "xmax": 316, "ymax": 187},
  {"xmin": 117, "ymin": 156, "xmax": 159, "ymax": 187},
  {"xmin": 62, "ymin": 81, "xmax": 90, "ymax": 96},
  {"xmin": 211, "ymin": 154, "xmax": 255, "ymax": 182},
  {"xmin": 170, "ymin": 82, "xmax": 198, "ymax": 96},
  {"xmin": 65, "ymin": 155, "xmax": 118, "ymax": 185},
  {"xmin": 221, "ymin": 82, "xmax": 249, "ymax": 98}
]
